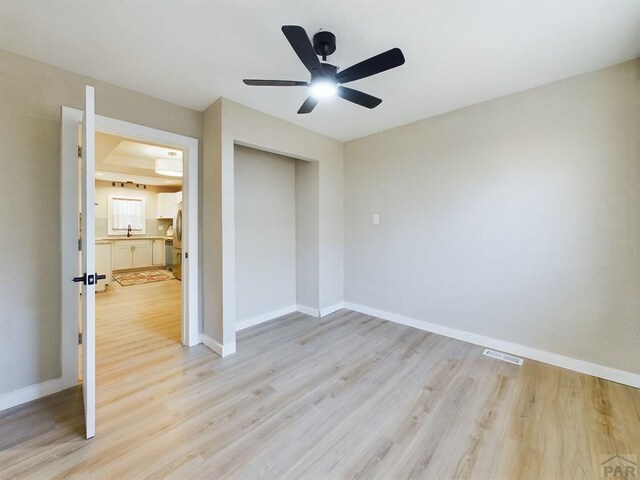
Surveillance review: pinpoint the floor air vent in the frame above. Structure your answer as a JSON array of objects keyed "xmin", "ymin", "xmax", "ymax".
[{"xmin": 482, "ymin": 348, "xmax": 523, "ymax": 366}]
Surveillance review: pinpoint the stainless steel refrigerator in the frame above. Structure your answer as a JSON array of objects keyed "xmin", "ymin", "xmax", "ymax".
[{"xmin": 173, "ymin": 202, "xmax": 182, "ymax": 280}]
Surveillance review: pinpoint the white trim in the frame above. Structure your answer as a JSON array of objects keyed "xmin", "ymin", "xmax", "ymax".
[
  {"xmin": 0, "ymin": 378, "xmax": 63, "ymax": 412},
  {"xmin": 236, "ymin": 305, "xmax": 297, "ymax": 331},
  {"xmin": 200, "ymin": 334, "xmax": 236, "ymax": 357},
  {"xmin": 343, "ymin": 302, "xmax": 640, "ymax": 389},
  {"xmin": 61, "ymin": 107, "xmax": 201, "ymax": 395},
  {"xmin": 82, "ymin": 85, "xmax": 97, "ymax": 439},
  {"xmin": 320, "ymin": 302, "xmax": 346, "ymax": 317},
  {"xmin": 232, "ymin": 306, "xmax": 341, "ymax": 334},
  {"xmin": 296, "ymin": 305, "xmax": 320, "ymax": 317}
]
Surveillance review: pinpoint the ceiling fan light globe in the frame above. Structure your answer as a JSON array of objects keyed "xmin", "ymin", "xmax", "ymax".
[{"xmin": 310, "ymin": 80, "xmax": 337, "ymax": 98}]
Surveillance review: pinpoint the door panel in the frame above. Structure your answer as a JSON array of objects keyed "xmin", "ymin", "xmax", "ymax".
[{"xmin": 81, "ymin": 85, "xmax": 96, "ymax": 439}]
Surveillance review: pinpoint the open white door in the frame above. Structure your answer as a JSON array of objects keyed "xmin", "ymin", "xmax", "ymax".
[{"xmin": 76, "ymin": 86, "xmax": 97, "ymax": 438}]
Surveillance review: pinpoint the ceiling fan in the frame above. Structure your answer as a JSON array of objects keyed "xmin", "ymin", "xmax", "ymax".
[{"xmin": 243, "ymin": 26, "xmax": 405, "ymax": 114}]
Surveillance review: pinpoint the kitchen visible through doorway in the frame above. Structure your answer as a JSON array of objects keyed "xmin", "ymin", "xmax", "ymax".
[{"xmin": 78, "ymin": 132, "xmax": 185, "ymax": 384}]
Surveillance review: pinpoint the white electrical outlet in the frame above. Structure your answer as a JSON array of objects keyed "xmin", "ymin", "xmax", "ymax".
[
  {"xmin": 373, "ymin": 214, "xmax": 380, "ymax": 225},
  {"xmin": 158, "ymin": 225, "xmax": 163, "ymax": 231}
]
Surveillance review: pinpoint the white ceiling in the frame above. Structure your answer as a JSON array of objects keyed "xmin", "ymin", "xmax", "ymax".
[
  {"xmin": 1, "ymin": 0, "xmax": 638, "ymax": 141},
  {"xmin": 96, "ymin": 132, "xmax": 183, "ymax": 186}
]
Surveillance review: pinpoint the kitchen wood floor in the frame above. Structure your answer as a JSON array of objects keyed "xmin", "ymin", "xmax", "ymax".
[{"xmin": 1, "ymin": 279, "xmax": 639, "ymax": 479}]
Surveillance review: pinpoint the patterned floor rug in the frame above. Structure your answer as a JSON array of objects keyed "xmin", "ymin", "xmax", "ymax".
[{"xmin": 113, "ymin": 269, "xmax": 175, "ymax": 287}]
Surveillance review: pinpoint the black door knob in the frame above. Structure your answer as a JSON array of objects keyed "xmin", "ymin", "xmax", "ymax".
[{"xmin": 72, "ymin": 274, "xmax": 86, "ymax": 284}]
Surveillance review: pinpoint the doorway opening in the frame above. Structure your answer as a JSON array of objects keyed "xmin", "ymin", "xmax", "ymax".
[
  {"xmin": 83, "ymin": 133, "xmax": 185, "ymax": 384},
  {"xmin": 61, "ymin": 107, "xmax": 200, "ymax": 395}
]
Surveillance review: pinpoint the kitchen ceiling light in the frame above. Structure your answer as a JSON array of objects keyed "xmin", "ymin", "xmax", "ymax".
[{"xmin": 155, "ymin": 152, "xmax": 182, "ymax": 177}]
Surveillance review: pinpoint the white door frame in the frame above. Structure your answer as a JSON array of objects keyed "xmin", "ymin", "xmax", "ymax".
[{"xmin": 61, "ymin": 106, "xmax": 200, "ymax": 389}]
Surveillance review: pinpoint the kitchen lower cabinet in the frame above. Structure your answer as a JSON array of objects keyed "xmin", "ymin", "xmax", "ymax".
[
  {"xmin": 113, "ymin": 243, "xmax": 135, "ymax": 270},
  {"xmin": 112, "ymin": 240, "xmax": 154, "ymax": 270},
  {"xmin": 95, "ymin": 242, "xmax": 113, "ymax": 292},
  {"xmin": 152, "ymin": 239, "xmax": 165, "ymax": 266},
  {"xmin": 132, "ymin": 242, "xmax": 153, "ymax": 268}
]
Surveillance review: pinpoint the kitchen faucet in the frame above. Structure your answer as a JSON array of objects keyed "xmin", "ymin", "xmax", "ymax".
[{"xmin": 127, "ymin": 224, "xmax": 132, "ymax": 238}]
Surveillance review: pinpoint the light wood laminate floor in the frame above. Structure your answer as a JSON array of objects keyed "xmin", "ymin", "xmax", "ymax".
[{"xmin": 1, "ymin": 279, "xmax": 639, "ymax": 479}]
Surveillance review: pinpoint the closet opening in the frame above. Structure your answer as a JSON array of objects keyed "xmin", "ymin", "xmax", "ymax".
[{"xmin": 234, "ymin": 144, "xmax": 319, "ymax": 332}]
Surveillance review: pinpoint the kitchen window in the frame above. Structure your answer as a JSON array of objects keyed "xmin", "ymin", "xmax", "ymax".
[{"xmin": 108, "ymin": 195, "xmax": 146, "ymax": 235}]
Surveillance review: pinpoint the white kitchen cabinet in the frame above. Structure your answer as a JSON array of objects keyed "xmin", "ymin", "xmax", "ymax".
[
  {"xmin": 113, "ymin": 243, "xmax": 134, "ymax": 270},
  {"xmin": 152, "ymin": 239, "xmax": 165, "ymax": 266},
  {"xmin": 95, "ymin": 242, "xmax": 113, "ymax": 292},
  {"xmin": 157, "ymin": 192, "xmax": 179, "ymax": 219},
  {"xmin": 132, "ymin": 241, "xmax": 153, "ymax": 268},
  {"xmin": 112, "ymin": 240, "xmax": 154, "ymax": 270}
]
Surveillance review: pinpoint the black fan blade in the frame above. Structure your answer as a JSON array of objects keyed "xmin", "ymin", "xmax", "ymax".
[
  {"xmin": 243, "ymin": 79, "xmax": 308, "ymax": 86},
  {"xmin": 337, "ymin": 86, "xmax": 382, "ymax": 109},
  {"xmin": 282, "ymin": 26, "xmax": 323, "ymax": 77},
  {"xmin": 336, "ymin": 48, "xmax": 405, "ymax": 84},
  {"xmin": 298, "ymin": 96, "xmax": 319, "ymax": 114}
]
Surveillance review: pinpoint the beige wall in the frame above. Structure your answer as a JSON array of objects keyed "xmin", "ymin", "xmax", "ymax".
[
  {"xmin": 295, "ymin": 159, "xmax": 320, "ymax": 309},
  {"xmin": 202, "ymin": 99, "xmax": 224, "ymax": 342},
  {"xmin": 0, "ymin": 50, "xmax": 201, "ymax": 395},
  {"xmin": 344, "ymin": 60, "xmax": 640, "ymax": 374}
]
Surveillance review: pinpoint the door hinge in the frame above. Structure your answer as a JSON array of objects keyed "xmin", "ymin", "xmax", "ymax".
[
  {"xmin": 78, "ymin": 146, "xmax": 82, "ymax": 157},
  {"xmin": 78, "ymin": 238, "xmax": 82, "ymax": 252},
  {"xmin": 78, "ymin": 333, "xmax": 83, "ymax": 345}
]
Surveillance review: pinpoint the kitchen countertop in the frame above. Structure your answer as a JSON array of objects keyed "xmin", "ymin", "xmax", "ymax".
[{"xmin": 96, "ymin": 236, "xmax": 172, "ymax": 242}]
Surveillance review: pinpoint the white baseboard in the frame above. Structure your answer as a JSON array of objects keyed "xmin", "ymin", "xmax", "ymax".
[
  {"xmin": 296, "ymin": 304, "xmax": 320, "ymax": 317},
  {"xmin": 0, "ymin": 377, "xmax": 63, "ymax": 412},
  {"xmin": 236, "ymin": 305, "xmax": 297, "ymax": 331},
  {"xmin": 320, "ymin": 302, "xmax": 346, "ymax": 317},
  {"xmin": 233, "ymin": 305, "xmax": 321, "ymax": 334},
  {"xmin": 201, "ymin": 334, "xmax": 236, "ymax": 357},
  {"xmin": 343, "ymin": 302, "xmax": 639, "ymax": 389}
]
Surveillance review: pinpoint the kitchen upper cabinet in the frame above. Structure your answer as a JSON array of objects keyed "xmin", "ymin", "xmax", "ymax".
[
  {"xmin": 157, "ymin": 192, "xmax": 180, "ymax": 219},
  {"xmin": 112, "ymin": 240, "xmax": 154, "ymax": 270},
  {"xmin": 152, "ymin": 239, "xmax": 165, "ymax": 266}
]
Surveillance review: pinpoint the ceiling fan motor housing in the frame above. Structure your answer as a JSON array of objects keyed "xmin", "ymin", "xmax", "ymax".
[
  {"xmin": 320, "ymin": 63, "xmax": 338, "ymax": 78},
  {"xmin": 313, "ymin": 31, "xmax": 336, "ymax": 60}
]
